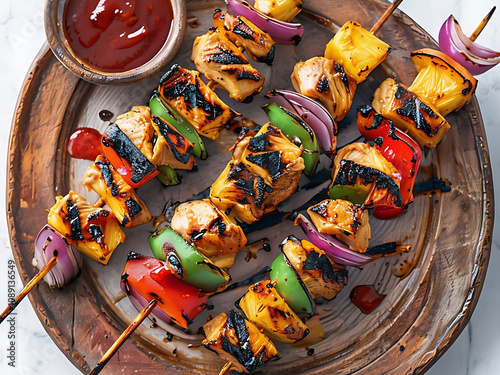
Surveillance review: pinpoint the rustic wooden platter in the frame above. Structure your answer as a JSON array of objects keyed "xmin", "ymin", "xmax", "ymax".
[{"xmin": 7, "ymin": 0, "xmax": 493, "ymax": 374}]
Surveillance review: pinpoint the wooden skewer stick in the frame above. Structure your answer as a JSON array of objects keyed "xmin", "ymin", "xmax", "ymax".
[
  {"xmin": 0, "ymin": 255, "xmax": 58, "ymax": 324},
  {"xmin": 219, "ymin": 361, "xmax": 233, "ymax": 375},
  {"xmin": 370, "ymin": 0, "xmax": 404, "ymax": 35},
  {"xmin": 469, "ymin": 6, "xmax": 496, "ymax": 42},
  {"xmin": 88, "ymin": 298, "xmax": 158, "ymax": 375}
]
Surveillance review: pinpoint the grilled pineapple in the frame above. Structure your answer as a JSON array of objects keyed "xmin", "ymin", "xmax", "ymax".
[
  {"xmin": 170, "ymin": 199, "xmax": 248, "ymax": 269},
  {"xmin": 291, "ymin": 56, "xmax": 357, "ymax": 122},
  {"xmin": 203, "ymin": 311, "xmax": 281, "ymax": 373},
  {"xmin": 280, "ymin": 236, "xmax": 348, "ymax": 300},
  {"xmin": 239, "ymin": 280, "xmax": 309, "ymax": 343},
  {"xmin": 158, "ymin": 64, "xmax": 239, "ymax": 140},
  {"xmin": 372, "ymin": 78, "xmax": 450, "ymax": 148},
  {"xmin": 331, "ymin": 142, "xmax": 403, "ymax": 208},
  {"xmin": 408, "ymin": 48, "xmax": 477, "ymax": 116},
  {"xmin": 47, "ymin": 191, "xmax": 125, "ymax": 264},
  {"xmin": 308, "ymin": 199, "xmax": 371, "ymax": 253},
  {"xmin": 213, "ymin": 9, "xmax": 275, "ymax": 65},
  {"xmin": 253, "ymin": 0, "xmax": 302, "ymax": 22},
  {"xmin": 83, "ymin": 156, "xmax": 152, "ymax": 228},
  {"xmin": 191, "ymin": 28, "xmax": 265, "ymax": 102},
  {"xmin": 324, "ymin": 21, "xmax": 390, "ymax": 83}
]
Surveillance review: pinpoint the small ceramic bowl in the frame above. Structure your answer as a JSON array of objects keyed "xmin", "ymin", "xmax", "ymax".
[{"xmin": 44, "ymin": 0, "xmax": 187, "ymax": 85}]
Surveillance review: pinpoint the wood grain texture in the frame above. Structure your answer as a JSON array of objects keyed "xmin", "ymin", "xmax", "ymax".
[{"xmin": 6, "ymin": 0, "xmax": 493, "ymax": 374}]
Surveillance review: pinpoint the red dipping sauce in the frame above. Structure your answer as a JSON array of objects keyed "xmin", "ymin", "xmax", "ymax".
[{"xmin": 64, "ymin": 0, "xmax": 174, "ymax": 72}]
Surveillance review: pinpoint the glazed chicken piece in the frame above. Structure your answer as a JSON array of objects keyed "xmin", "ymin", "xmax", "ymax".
[
  {"xmin": 47, "ymin": 191, "xmax": 126, "ymax": 265},
  {"xmin": 213, "ymin": 9, "xmax": 275, "ymax": 65},
  {"xmin": 332, "ymin": 142, "xmax": 403, "ymax": 208},
  {"xmin": 281, "ymin": 236, "xmax": 348, "ymax": 300},
  {"xmin": 84, "ymin": 155, "xmax": 152, "ymax": 228},
  {"xmin": 191, "ymin": 27, "xmax": 265, "ymax": 102},
  {"xmin": 307, "ymin": 199, "xmax": 371, "ymax": 253},
  {"xmin": 170, "ymin": 199, "xmax": 247, "ymax": 269},
  {"xmin": 114, "ymin": 106, "xmax": 195, "ymax": 170},
  {"xmin": 203, "ymin": 310, "xmax": 281, "ymax": 373},
  {"xmin": 291, "ymin": 56, "xmax": 357, "ymax": 122},
  {"xmin": 158, "ymin": 64, "xmax": 239, "ymax": 140}
]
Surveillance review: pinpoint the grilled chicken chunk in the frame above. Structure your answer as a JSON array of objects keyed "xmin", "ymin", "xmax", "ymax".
[
  {"xmin": 150, "ymin": 115, "xmax": 195, "ymax": 170},
  {"xmin": 115, "ymin": 106, "xmax": 155, "ymax": 161},
  {"xmin": 239, "ymin": 280, "xmax": 309, "ymax": 343},
  {"xmin": 213, "ymin": 9, "xmax": 275, "ymax": 65},
  {"xmin": 158, "ymin": 64, "xmax": 239, "ymax": 140},
  {"xmin": 191, "ymin": 27, "xmax": 265, "ymax": 102},
  {"xmin": 48, "ymin": 191, "xmax": 126, "ymax": 265},
  {"xmin": 281, "ymin": 236, "xmax": 348, "ymax": 300},
  {"xmin": 84, "ymin": 156, "xmax": 152, "ymax": 228},
  {"xmin": 372, "ymin": 78, "xmax": 450, "ymax": 148},
  {"xmin": 292, "ymin": 56, "xmax": 357, "ymax": 122},
  {"xmin": 203, "ymin": 310, "xmax": 281, "ymax": 373},
  {"xmin": 332, "ymin": 142, "xmax": 403, "ymax": 208},
  {"xmin": 308, "ymin": 199, "xmax": 371, "ymax": 253},
  {"xmin": 170, "ymin": 199, "xmax": 248, "ymax": 269}
]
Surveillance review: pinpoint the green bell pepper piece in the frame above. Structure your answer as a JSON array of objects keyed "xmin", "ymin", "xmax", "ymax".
[
  {"xmin": 156, "ymin": 165, "xmax": 180, "ymax": 186},
  {"xmin": 328, "ymin": 183, "xmax": 372, "ymax": 205}
]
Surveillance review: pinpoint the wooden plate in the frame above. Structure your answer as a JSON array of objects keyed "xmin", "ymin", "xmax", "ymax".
[{"xmin": 7, "ymin": 0, "xmax": 494, "ymax": 374}]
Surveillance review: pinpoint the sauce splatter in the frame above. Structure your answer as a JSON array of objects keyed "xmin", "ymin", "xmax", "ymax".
[
  {"xmin": 67, "ymin": 127, "xmax": 102, "ymax": 161},
  {"xmin": 350, "ymin": 285, "xmax": 386, "ymax": 314}
]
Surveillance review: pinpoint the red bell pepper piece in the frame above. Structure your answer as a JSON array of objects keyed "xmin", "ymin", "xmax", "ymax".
[
  {"xmin": 121, "ymin": 252, "xmax": 208, "ymax": 329},
  {"xmin": 101, "ymin": 124, "xmax": 159, "ymax": 189},
  {"xmin": 357, "ymin": 105, "xmax": 422, "ymax": 219}
]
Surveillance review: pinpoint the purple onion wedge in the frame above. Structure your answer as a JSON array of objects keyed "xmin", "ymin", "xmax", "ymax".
[
  {"xmin": 294, "ymin": 214, "xmax": 374, "ymax": 267},
  {"xmin": 32, "ymin": 225, "xmax": 83, "ymax": 288},
  {"xmin": 265, "ymin": 89, "xmax": 337, "ymax": 153},
  {"xmin": 225, "ymin": 0, "xmax": 303, "ymax": 45}
]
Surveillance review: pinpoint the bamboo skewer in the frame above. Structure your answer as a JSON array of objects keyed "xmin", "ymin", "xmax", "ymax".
[
  {"xmin": 469, "ymin": 6, "xmax": 496, "ymax": 42},
  {"xmin": 88, "ymin": 298, "xmax": 158, "ymax": 375},
  {"xmin": 370, "ymin": 0, "xmax": 404, "ymax": 35},
  {"xmin": 0, "ymin": 255, "xmax": 58, "ymax": 324}
]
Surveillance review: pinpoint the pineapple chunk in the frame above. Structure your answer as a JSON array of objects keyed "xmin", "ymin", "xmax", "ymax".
[
  {"xmin": 408, "ymin": 48, "xmax": 477, "ymax": 116},
  {"xmin": 203, "ymin": 311, "xmax": 280, "ymax": 373},
  {"xmin": 253, "ymin": 0, "xmax": 302, "ymax": 22},
  {"xmin": 47, "ymin": 191, "xmax": 125, "ymax": 264},
  {"xmin": 83, "ymin": 156, "xmax": 152, "ymax": 228},
  {"xmin": 191, "ymin": 28, "xmax": 265, "ymax": 102},
  {"xmin": 308, "ymin": 199, "xmax": 371, "ymax": 253},
  {"xmin": 325, "ymin": 21, "xmax": 390, "ymax": 83},
  {"xmin": 158, "ymin": 64, "xmax": 239, "ymax": 140},
  {"xmin": 372, "ymin": 78, "xmax": 450, "ymax": 148},
  {"xmin": 239, "ymin": 280, "xmax": 309, "ymax": 343},
  {"xmin": 280, "ymin": 236, "xmax": 348, "ymax": 300}
]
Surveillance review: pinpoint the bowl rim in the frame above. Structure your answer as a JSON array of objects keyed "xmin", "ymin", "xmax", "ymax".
[{"xmin": 43, "ymin": 0, "xmax": 187, "ymax": 85}]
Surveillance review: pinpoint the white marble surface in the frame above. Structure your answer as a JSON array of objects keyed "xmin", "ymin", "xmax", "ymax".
[{"xmin": 0, "ymin": 0, "xmax": 499, "ymax": 374}]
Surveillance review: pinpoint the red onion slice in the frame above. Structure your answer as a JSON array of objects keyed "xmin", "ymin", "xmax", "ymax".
[
  {"xmin": 120, "ymin": 279, "xmax": 204, "ymax": 341},
  {"xmin": 295, "ymin": 214, "xmax": 374, "ymax": 266},
  {"xmin": 32, "ymin": 225, "xmax": 83, "ymax": 288},
  {"xmin": 439, "ymin": 15, "xmax": 500, "ymax": 75},
  {"xmin": 225, "ymin": 0, "xmax": 303, "ymax": 45},
  {"xmin": 265, "ymin": 89, "xmax": 337, "ymax": 152}
]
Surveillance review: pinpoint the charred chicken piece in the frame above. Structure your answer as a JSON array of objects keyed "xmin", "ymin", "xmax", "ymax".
[
  {"xmin": 213, "ymin": 9, "xmax": 276, "ymax": 65},
  {"xmin": 150, "ymin": 115, "xmax": 195, "ymax": 170},
  {"xmin": 114, "ymin": 106, "xmax": 155, "ymax": 161},
  {"xmin": 239, "ymin": 280, "xmax": 309, "ymax": 343},
  {"xmin": 48, "ymin": 191, "xmax": 126, "ymax": 265},
  {"xmin": 83, "ymin": 156, "xmax": 152, "ymax": 228},
  {"xmin": 240, "ymin": 122, "xmax": 304, "ymax": 191},
  {"xmin": 280, "ymin": 236, "xmax": 348, "ymax": 300},
  {"xmin": 158, "ymin": 64, "xmax": 239, "ymax": 140},
  {"xmin": 372, "ymin": 78, "xmax": 450, "ymax": 148},
  {"xmin": 191, "ymin": 27, "xmax": 265, "ymax": 102},
  {"xmin": 291, "ymin": 56, "xmax": 357, "ymax": 122},
  {"xmin": 170, "ymin": 199, "xmax": 247, "ymax": 269},
  {"xmin": 331, "ymin": 142, "xmax": 403, "ymax": 208},
  {"xmin": 203, "ymin": 310, "xmax": 281, "ymax": 373},
  {"xmin": 307, "ymin": 199, "xmax": 371, "ymax": 253}
]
